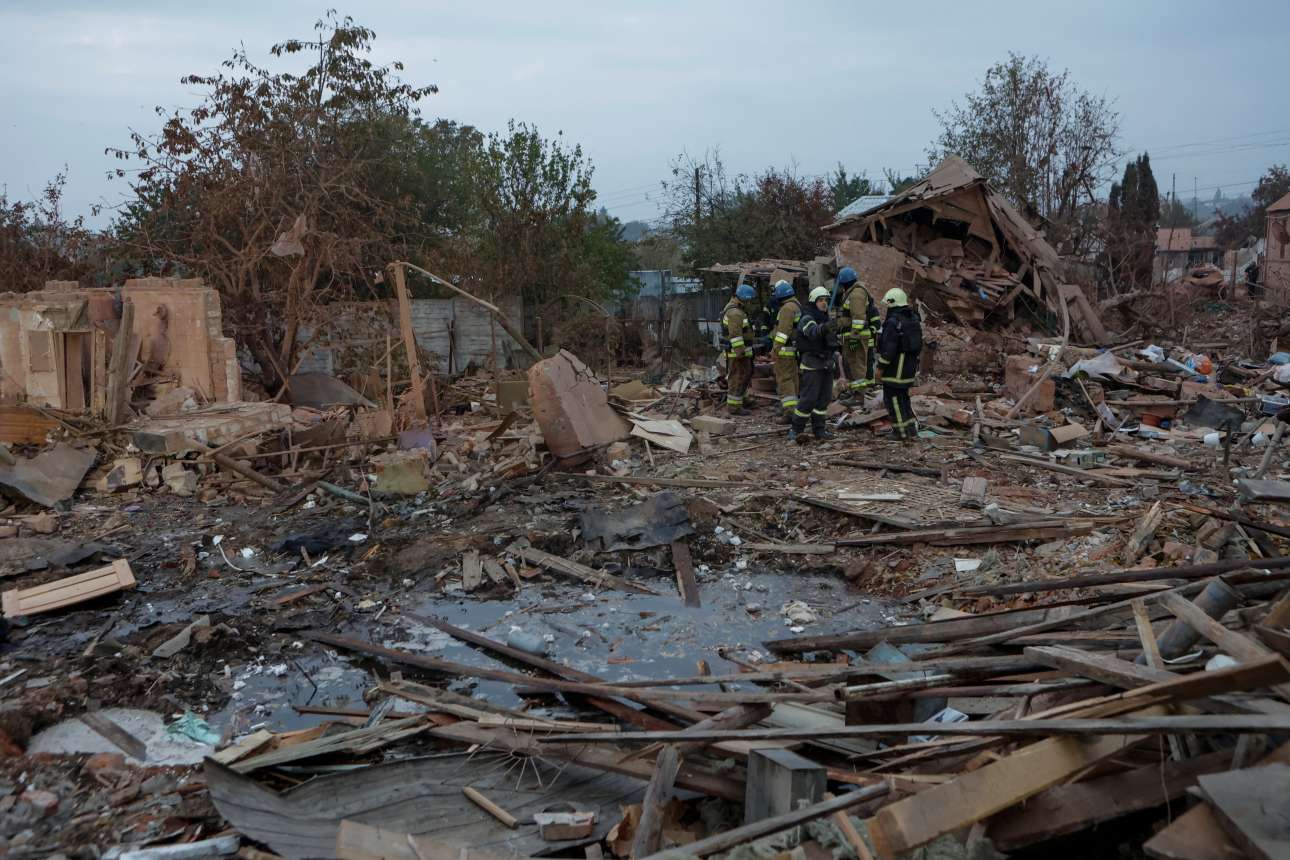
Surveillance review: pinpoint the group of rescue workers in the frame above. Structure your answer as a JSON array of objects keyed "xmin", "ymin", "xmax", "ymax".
[{"xmin": 719, "ymin": 267, "xmax": 923, "ymax": 443}]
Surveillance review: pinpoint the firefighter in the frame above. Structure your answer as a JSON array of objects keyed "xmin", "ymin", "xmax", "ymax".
[
  {"xmin": 721, "ymin": 283, "xmax": 756, "ymax": 414},
  {"xmin": 835, "ymin": 266, "xmax": 881, "ymax": 399},
  {"xmin": 769, "ymin": 279, "xmax": 801, "ymax": 423},
  {"xmin": 875, "ymin": 288, "xmax": 922, "ymax": 442},
  {"xmin": 790, "ymin": 286, "xmax": 839, "ymax": 443}
]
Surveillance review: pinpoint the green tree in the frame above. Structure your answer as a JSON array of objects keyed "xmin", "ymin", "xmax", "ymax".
[
  {"xmin": 109, "ymin": 12, "xmax": 438, "ymax": 389},
  {"xmin": 1103, "ymin": 153, "xmax": 1159, "ymax": 290},
  {"xmin": 0, "ymin": 169, "xmax": 101, "ymax": 292},
  {"xmin": 1159, "ymin": 196, "xmax": 1196, "ymax": 229},
  {"xmin": 467, "ymin": 121, "xmax": 631, "ymax": 315},
  {"xmin": 828, "ymin": 163, "xmax": 875, "ymax": 211},
  {"xmin": 1249, "ymin": 164, "xmax": 1290, "ymax": 238},
  {"xmin": 659, "ymin": 150, "xmax": 834, "ymax": 272}
]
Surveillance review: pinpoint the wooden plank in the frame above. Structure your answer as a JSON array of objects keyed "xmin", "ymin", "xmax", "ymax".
[
  {"xmin": 1106, "ymin": 444, "xmax": 1194, "ymax": 470},
  {"xmin": 1263, "ymin": 587, "xmax": 1290, "ymax": 629},
  {"xmin": 0, "ymin": 405, "xmax": 61, "ymax": 445},
  {"xmin": 670, "ymin": 540, "xmax": 700, "ymax": 608},
  {"xmin": 743, "ymin": 543, "xmax": 836, "ymax": 555},
  {"xmin": 1124, "ymin": 500, "xmax": 1164, "ymax": 561},
  {"xmin": 1145, "ymin": 741, "xmax": 1290, "ymax": 860},
  {"xmin": 1198, "ymin": 764, "xmax": 1290, "ymax": 860},
  {"xmin": 1134, "ymin": 599, "xmax": 1165, "ymax": 668},
  {"xmin": 105, "ymin": 301, "xmax": 135, "ymax": 425},
  {"xmin": 79, "ymin": 710, "xmax": 148, "ymax": 761},
  {"xmin": 461, "ymin": 551, "xmax": 482, "ymax": 592},
  {"xmin": 833, "ymin": 520, "xmax": 1095, "ymax": 547},
  {"xmin": 630, "ymin": 746, "xmax": 681, "ymax": 858},
  {"xmin": 1158, "ymin": 592, "xmax": 1276, "ymax": 663},
  {"xmin": 461, "ymin": 786, "xmax": 517, "ymax": 829},
  {"xmin": 569, "ymin": 473, "xmax": 758, "ymax": 490},
  {"xmin": 234, "ymin": 717, "xmax": 431, "ymax": 773},
  {"xmin": 508, "ymin": 543, "xmax": 658, "ymax": 595},
  {"xmin": 1024, "ymin": 645, "xmax": 1175, "ymax": 689},
  {"xmin": 959, "ymin": 476, "xmax": 987, "ymax": 509},
  {"xmin": 995, "ymin": 452, "xmax": 1135, "ymax": 486},
  {"xmin": 210, "ymin": 728, "xmax": 274, "ymax": 766},
  {"xmin": 390, "ymin": 264, "xmax": 427, "ymax": 425},
  {"xmin": 91, "ymin": 329, "xmax": 108, "ymax": 415},
  {"xmin": 541, "ymin": 713, "xmax": 1290, "ymax": 745},
  {"xmin": 641, "ymin": 782, "xmax": 890, "ymax": 860},
  {"xmin": 867, "ymin": 712, "xmax": 1163, "ymax": 860},
  {"xmin": 431, "ymin": 721, "xmax": 743, "ymax": 803},
  {"xmin": 2, "ymin": 559, "xmax": 135, "ymax": 619},
  {"xmin": 479, "ymin": 557, "xmax": 510, "ymax": 588},
  {"xmin": 825, "ymin": 793, "xmax": 876, "ymax": 860},
  {"xmin": 988, "ymin": 749, "xmax": 1234, "ymax": 851}
]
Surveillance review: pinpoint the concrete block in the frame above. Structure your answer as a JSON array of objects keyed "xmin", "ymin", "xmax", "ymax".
[
  {"xmin": 370, "ymin": 449, "xmax": 431, "ymax": 496},
  {"xmin": 528, "ymin": 350, "xmax": 630, "ymax": 458},
  {"xmin": 161, "ymin": 462, "xmax": 197, "ymax": 497},
  {"xmin": 690, "ymin": 415, "xmax": 736, "ymax": 436},
  {"xmin": 745, "ymin": 747, "xmax": 825, "ymax": 831},
  {"xmin": 96, "ymin": 458, "xmax": 143, "ymax": 493}
]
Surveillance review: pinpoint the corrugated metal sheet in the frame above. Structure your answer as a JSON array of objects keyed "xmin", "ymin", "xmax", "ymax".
[{"xmin": 410, "ymin": 295, "xmax": 524, "ymax": 373}]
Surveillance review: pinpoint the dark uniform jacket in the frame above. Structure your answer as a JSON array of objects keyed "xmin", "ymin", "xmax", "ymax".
[
  {"xmin": 877, "ymin": 306, "xmax": 922, "ymax": 386},
  {"xmin": 796, "ymin": 304, "xmax": 838, "ymax": 371}
]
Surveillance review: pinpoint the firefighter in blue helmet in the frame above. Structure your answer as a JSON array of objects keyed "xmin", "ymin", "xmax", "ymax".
[
  {"xmin": 790, "ymin": 286, "xmax": 839, "ymax": 443},
  {"xmin": 721, "ymin": 283, "xmax": 756, "ymax": 414},
  {"xmin": 835, "ymin": 266, "xmax": 881, "ymax": 399},
  {"xmin": 875, "ymin": 288, "xmax": 923, "ymax": 441}
]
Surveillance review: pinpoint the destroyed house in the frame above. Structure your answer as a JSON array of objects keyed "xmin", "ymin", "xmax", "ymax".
[
  {"xmin": 0, "ymin": 278, "xmax": 240, "ymax": 412},
  {"xmin": 1155, "ymin": 227, "xmax": 1221, "ymax": 269},
  {"xmin": 1266, "ymin": 190, "xmax": 1290, "ymax": 294},
  {"xmin": 822, "ymin": 155, "xmax": 1108, "ymax": 344}
]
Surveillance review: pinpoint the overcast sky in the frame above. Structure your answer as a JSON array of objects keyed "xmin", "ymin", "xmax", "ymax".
[{"xmin": 3, "ymin": 0, "xmax": 1288, "ymax": 229}]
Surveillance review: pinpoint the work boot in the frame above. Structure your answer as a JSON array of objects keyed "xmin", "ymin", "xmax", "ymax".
[
  {"xmin": 787, "ymin": 428, "xmax": 798, "ymax": 443},
  {"xmin": 794, "ymin": 430, "xmax": 810, "ymax": 445},
  {"xmin": 814, "ymin": 427, "xmax": 835, "ymax": 441}
]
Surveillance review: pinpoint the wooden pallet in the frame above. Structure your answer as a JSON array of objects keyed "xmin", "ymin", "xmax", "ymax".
[{"xmin": 2, "ymin": 559, "xmax": 135, "ymax": 618}]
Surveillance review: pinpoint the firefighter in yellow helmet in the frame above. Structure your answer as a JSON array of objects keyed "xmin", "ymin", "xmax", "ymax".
[
  {"xmin": 835, "ymin": 267, "xmax": 881, "ymax": 399},
  {"xmin": 790, "ymin": 286, "xmax": 840, "ymax": 443},
  {"xmin": 720, "ymin": 283, "xmax": 756, "ymax": 414},
  {"xmin": 769, "ymin": 280, "xmax": 801, "ymax": 423},
  {"xmin": 874, "ymin": 288, "xmax": 923, "ymax": 441}
]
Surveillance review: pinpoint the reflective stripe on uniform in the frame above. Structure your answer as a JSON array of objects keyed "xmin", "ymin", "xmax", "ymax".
[
  {"xmin": 793, "ymin": 409, "xmax": 811, "ymax": 418},
  {"xmin": 812, "ymin": 409, "xmax": 827, "ymax": 416},
  {"xmin": 773, "ymin": 332, "xmax": 788, "ymax": 344},
  {"xmin": 777, "ymin": 348, "xmax": 797, "ymax": 357}
]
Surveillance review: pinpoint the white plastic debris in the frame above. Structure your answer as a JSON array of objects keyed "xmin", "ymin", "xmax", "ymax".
[{"xmin": 781, "ymin": 600, "xmax": 818, "ymax": 625}]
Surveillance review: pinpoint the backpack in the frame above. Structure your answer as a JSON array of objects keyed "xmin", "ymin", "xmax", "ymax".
[{"xmin": 895, "ymin": 311, "xmax": 922, "ymax": 354}]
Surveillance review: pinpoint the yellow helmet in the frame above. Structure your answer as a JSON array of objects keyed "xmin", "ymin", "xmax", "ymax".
[
  {"xmin": 883, "ymin": 288, "xmax": 909, "ymax": 307},
  {"xmin": 808, "ymin": 286, "xmax": 831, "ymax": 303}
]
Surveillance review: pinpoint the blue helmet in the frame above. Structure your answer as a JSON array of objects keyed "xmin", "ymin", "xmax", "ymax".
[
  {"xmin": 837, "ymin": 266, "xmax": 858, "ymax": 287},
  {"xmin": 735, "ymin": 283, "xmax": 755, "ymax": 302},
  {"xmin": 772, "ymin": 279, "xmax": 795, "ymax": 303}
]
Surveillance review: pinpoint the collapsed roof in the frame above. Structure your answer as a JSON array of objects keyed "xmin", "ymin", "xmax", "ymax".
[{"xmin": 823, "ymin": 155, "xmax": 1107, "ymax": 344}]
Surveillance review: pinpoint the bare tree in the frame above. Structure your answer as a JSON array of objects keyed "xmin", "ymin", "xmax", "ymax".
[{"xmin": 928, "ymin": 54, "xmax": 1121, "ymax": 229}]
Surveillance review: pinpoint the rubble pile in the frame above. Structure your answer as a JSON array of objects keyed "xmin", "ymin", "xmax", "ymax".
[{"xmin": 0, "ymin": 267, "xmax": 1288, "ymax": 860}]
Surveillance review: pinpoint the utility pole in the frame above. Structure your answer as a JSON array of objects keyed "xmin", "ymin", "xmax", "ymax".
[
  {"xmin": 1193, "ymin": 176, "xmax": 1198, "ymax": 222},
  {"xmin": 1168, "ymin": 173, "xmax": 1177, "ymax": 327}
]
